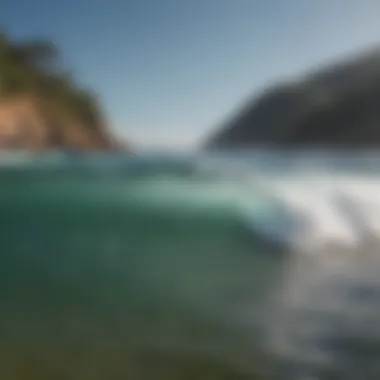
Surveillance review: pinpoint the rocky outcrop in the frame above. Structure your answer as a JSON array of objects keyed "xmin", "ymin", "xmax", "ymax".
[
  {"xmin": 205, "ymin": 48, "xmax": 380, "ymax": 149},
  {"xmin": 0, "ymin": 29, "xmax": 123, "ymax": 152},
  {"xmin": 0, "ymin": 96, "xmax": 118, "ymax": 151}
]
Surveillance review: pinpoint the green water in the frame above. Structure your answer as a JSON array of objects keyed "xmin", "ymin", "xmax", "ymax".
[{"xmin": 0, "ymin": 159, "xmax": 284, "ymax": 379}]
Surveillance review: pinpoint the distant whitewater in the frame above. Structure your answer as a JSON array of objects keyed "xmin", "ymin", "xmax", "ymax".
[{"xmin": 1, "ymin": 150, "xmax": 380, "ymax": 379}]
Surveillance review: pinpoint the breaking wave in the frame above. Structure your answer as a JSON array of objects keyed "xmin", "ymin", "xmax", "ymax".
[{"xmin": 1, "ymin": 151, "xmax": 380, "ymax": 378}]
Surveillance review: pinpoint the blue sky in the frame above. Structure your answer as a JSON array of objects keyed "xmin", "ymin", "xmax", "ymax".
[{"xmin": 2, "ymin": 0, "xmax": 380, "ymax": 150}]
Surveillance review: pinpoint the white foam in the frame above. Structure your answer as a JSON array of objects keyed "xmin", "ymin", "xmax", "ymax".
[{"xmin": 246, "ymin": 173, "xmax": 380, "ymax": 252}]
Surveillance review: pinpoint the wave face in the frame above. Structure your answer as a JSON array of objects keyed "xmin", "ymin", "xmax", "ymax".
[{"xmin": 1, "ymin": 151, "xmax": 380, "ymax": 379}]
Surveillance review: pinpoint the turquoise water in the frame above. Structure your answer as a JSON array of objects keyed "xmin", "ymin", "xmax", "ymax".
[{"xmin": 1, "ymin": 151, "xmax": 380, "ymax": 379}]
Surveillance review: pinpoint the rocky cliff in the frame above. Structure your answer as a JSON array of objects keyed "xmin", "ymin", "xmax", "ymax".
[
  {"xmin": 0, "ymin": 30, "xmax": 121, "ymax": 152},
  {"xmin": 205, "ymin": 48, "xmax": 380, "ymax": 149},
  {"xmin": 0, "ymin": 95, "xmax": 118, "ymax": 151}
]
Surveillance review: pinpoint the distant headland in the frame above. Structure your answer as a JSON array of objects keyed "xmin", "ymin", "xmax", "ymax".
[
  {"xmin": 205, "ymin": 47, "xmax": 380, "ymax": 149},
  {"xmin": 0, "ymin": 28, "xmax": 122, "ymax": 152}
]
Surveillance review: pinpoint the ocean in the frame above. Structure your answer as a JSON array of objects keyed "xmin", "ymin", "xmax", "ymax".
[{"xmin": 1, "ymin": 150, "xmax": 380, "ymax": 379}]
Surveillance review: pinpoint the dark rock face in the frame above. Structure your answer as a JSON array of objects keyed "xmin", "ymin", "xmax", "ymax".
[{"xmin": 205, "ymin": 48, "xmax": 380, "ymax": 149}]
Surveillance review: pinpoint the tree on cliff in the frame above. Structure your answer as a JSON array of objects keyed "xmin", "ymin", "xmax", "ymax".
[{"xmin": 0, "ymin": 28, "xmax": 115, "ymax": 150}]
